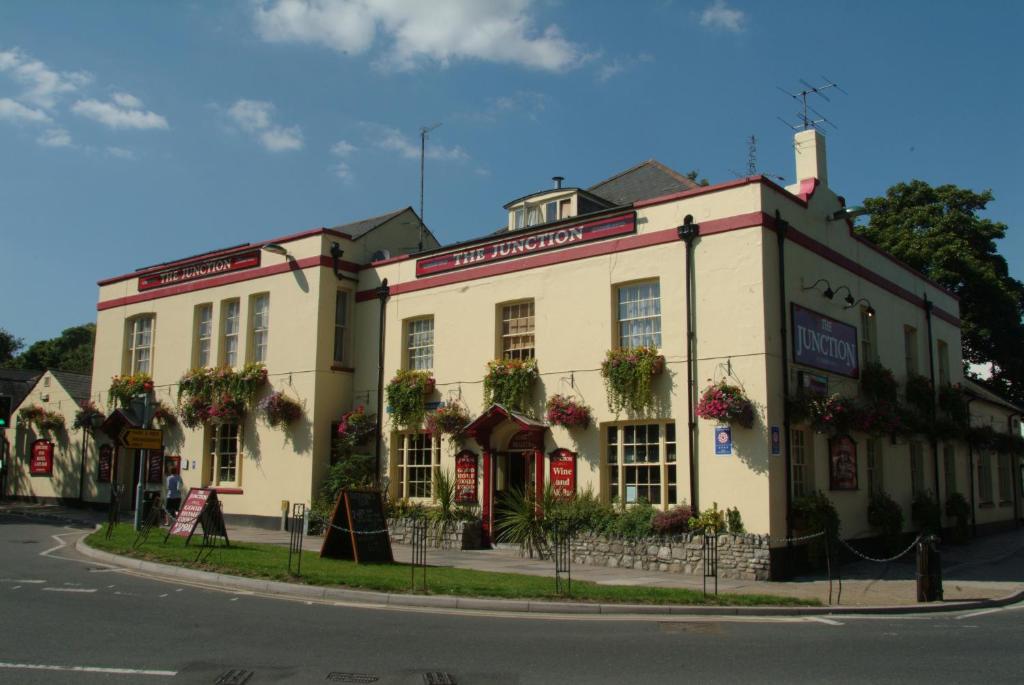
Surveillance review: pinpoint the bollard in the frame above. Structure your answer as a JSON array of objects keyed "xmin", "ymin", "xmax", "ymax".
[{"xmin": 916, "ymin": 534, "xmax": 943, "ymax": 602}]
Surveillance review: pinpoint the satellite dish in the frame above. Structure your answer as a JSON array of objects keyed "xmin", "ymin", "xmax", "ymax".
[{"xmin": 371, "ymin": 249, "xmax": 391, "ymax": 262}]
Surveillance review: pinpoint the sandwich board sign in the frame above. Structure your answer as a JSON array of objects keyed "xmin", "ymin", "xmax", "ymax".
[
  {"xmin": 165, "ymin": 487, "xmax": 229, "ymax": 547},
  {"xmin": 320, "ymin": 489, "xmax": 393, "ymax": 563}
]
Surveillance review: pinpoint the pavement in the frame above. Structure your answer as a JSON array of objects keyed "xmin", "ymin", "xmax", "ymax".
[{"xmin": 3, "ymin": 500, "xmax": 1024, "ymax": 615}]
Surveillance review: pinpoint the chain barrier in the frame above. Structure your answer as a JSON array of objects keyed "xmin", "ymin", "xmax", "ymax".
[
  {"xmin": 768, "ymin": 530, "xmax": 825, "ymax": 545},
  {"xmin": 838, "ymin": 534, "xmax": 924, "ymax": 564},
  {"xmin": 309, "ymin": 512, "xmax": 389, "ymax": 536}
]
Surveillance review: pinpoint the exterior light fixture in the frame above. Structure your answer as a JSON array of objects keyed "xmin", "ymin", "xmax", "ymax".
[
  {"xmin": 330, "ymin": 242, "xmax": 345, "ymax": 280},
  {"xmin": 802, "ymin": 278, "xmax": 834, "ymax": 299},
  {"xmin": 262, "ymin": 242, "xmax": 288, "ymax": 256},
  {"xmin": 833, "ymin": 285, "xmax": 856, "ymax": 306},
  {"xmin": 846, "ymin": 297, "xmax": 875, "ymax": 317},
  {"xmin": 828, "ymin": 206, "xmax": 868, "ymax": 222}
]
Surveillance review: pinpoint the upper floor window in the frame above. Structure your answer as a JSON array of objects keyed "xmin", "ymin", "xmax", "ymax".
[
  {"xmin": 221, "ymin": 299, "xmax": 240, "ymax": 367},
  {"xmin": 904, "ymin": 326, "xmax": 918, "ymax": 376},
  {"xmin": 334, "ymin": 290, "xmax": 349, "ymax": 364},
  {"xmin": 545, "ymin": 201, "xmax": 557, "ymax": 223},
  {"xmin": 250, "ymin": 294, "xmax": 269, "ymax": 363},
  {"xmin": 406, "ymin": 317, "xmax": 434, "ymax": 370},
  {"xmin": 617, "ymin": 281, "xmax": 661, "ymax": 349},
  {"xmin": 500, "ymin": 301, "xmax": 535, "ymax": 360},
  {"xmin": 194, "ymin": 304, "xmax": 213, "ymax": 368},
  {"xmin": 860, "ymin": 308, "xmax": 878, "ymax": 364},
  {"xmin": 514, "ymin": 207, "xmax": 525, "ymax": 230},
  {"xmin": 937, "ymin": 340, "xmax": 950, "ymax": 386},
  {"xmin": 127, "ymin": 315, "xmax": 154, "ymax": 375}
]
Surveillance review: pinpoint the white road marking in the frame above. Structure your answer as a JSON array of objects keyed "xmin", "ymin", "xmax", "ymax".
[
  {"xmin": 230, "ymin": 597, "xmax": 239, "ymax": 601},
  {"xmin": 0, "ymin": 661, "xmax": 176, "ymax": 677},
  {"xmin": 39, "ymin": 532, "xmax": 73, "ymax": 556},
  {"xmin": 12, "ymin": 586, "xmax": 21, "ymax": 590},
  {"xmin": 806, "ymin": 617, "xmax": 844, "ymax": 625},
  {"xmin": 43, "ymin": 587, "xmax": 97, "ymax": 593},
  {"xmin": 0, "ymin": 579, "xmax": 45, "ymax": 584},
  {"xmin": 956, "ymin": 608, "xmax": 1002, "ymax": 620},
  {"xmin": 159, "ymin": 593, "xmax": 168, "ymax": 598}
]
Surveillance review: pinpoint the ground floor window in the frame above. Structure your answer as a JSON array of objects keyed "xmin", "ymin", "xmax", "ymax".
[
  {"xmin": 208, "ymin": 423, "xmax": 241, "ymax": 486},
  {"xmin": 909, "ymin": 442, "xmax": 925, "ymax": 499},
  {"xmin": 943, "ymin": 444, "xmax": 957, "ymax": 500},
  {"xmin": 866, "ymin": 439, "xmax": 883, "ymax": 496},
  {"xmin": 997, "ymin": 453, "xmax": 1012, "ymax": 504},
  {"xmin": 791, "ymin": 428, "xmax": 813, "ymax": 498},
  {"xmin": 606, "ymin": 422, "xmax": 676, "ymax": 506},
  {"xmin": 978, "ymin": 452, "xmax": 993, "ymax": 504},
  {"xmin": 394, "ymin": 432, "xmax": 439, "ymax": 500}
]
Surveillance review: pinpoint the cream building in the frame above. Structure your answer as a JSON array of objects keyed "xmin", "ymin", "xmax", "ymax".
[{"xmin": 80, "ymin": 131, "xmax": 1022, "ymax": 574}]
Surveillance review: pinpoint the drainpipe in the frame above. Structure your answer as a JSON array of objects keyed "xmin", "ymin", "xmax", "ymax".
[
  {"xmin": 374, "ymin": 279, "xmax": 390, "ymax": 489},
  {"xmin": 775, "ymin": 211, "xmax": 794, "ymax": 541},
  {"xmin": 676, "ymin": 215, "xmax": 699, "ymax": 512},
  {"xmin": 924, "ymin": 295, "xmax": 941, "ymax": 502},
  {"xmin": 966, "ymin": 396, "xmax": 977, "ymax": 536}
]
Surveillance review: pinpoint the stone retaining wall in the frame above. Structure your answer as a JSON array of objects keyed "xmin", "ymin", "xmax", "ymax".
[
  {"xmin": 566, "ymin": 532, "xmax": 771, "ymax": 581},
  {"xmin": 388, "ymin": 518, "xmax": 483, "ymax": 550}
]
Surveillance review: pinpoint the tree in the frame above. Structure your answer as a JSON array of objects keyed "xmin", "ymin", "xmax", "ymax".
[
  {"xmin": 0, "ymin": 328, "xmax": 23, "ymax": 365},
  {"xmin": 857, "ymin": 181, "xmax": 1024, "ymax": 404},
  {"xmin": 10, "ymin": 324, "xmax": 96, "ymax": 374},
  {"xmin": 686, "ymin": 170, "xmax": 710, "ymax": 187}
]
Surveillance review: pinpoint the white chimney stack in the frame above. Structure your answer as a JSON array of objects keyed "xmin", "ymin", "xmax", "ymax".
[{"xmin": 794, "ymin": 128, "xmax": 828, "ymax": 187}]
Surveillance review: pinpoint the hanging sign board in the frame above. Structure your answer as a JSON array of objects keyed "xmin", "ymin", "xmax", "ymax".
[
  {"xmin": 548, "ymin": 449, "xmax": 576, "ymax": 499},
  {"xmin": 29, "ymin": 439, "xmax": 54, "ymax": 476},
  {"xmin": 714, "ymin": 426, "xmax": 732, "ymax": 456},
  {"xmin": 829, "ymin": 435, "xmax": 859, "ymax": 491},
  {"xmin": 138, "ymin": 249, "xmax": 261, "ymax": 292},
  {"xmin": 146, "ymin": 447, "xmax": 164, "ymax": 484},
  {"xmin": 415, "ymin": 212, "xmax": 636, "ymax": 277},
  {"xmin": 97, "ymin": 444, "xmax": 113, "ymax": 483},
  {"xmin": 455, "ymin": 451, "xmax": 478, "ymax": 504},
  {"xmin": 320, "ymin": 489, "xmax": 393, "ymax": 563},
  {"xmin": 792, "ymin": 304, "xmax": 860, "ymax": 378}
]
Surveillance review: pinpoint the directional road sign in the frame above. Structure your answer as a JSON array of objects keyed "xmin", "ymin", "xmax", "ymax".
[{"xmin": 119, "ymin": 427, "xmax": 163, "ymax": 450}]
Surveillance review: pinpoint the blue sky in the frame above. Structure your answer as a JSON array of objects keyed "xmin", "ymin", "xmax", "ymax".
[{"xmin": 2, "ymin": 0, "xmax": 1021, "ymax": 346}]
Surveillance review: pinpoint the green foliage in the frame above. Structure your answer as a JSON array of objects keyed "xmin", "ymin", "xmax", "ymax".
[
  {"xmin": 793, "ymin": 491, "xmax": 840, "ymax": 569},
  {"xmin": 945, "ymin": 492, "xmax": 971, "ymax": 544},
  {"xmin": 334, "ymin": 406, "xmax": 377, "ymax": 455},
  {"xmin": 600, "ymin": 346, "xmax": 664, "ymax": 415},
  {"xmin": 860, "ymin": 362, "xmax": 899, "ymax": 404},
  {"xmin": 72, "ymin": 400, "xmax": 105, "ymax": 430},
  {"xmin": 309, "ymin": 453, "xmax": 376, "ymax": 535},
  {"xmin": 385, "ymin": 369, "xmax": 433, "ymax": 429},
  {"xmin": 427, "ymin": 469, "xmax": 461, "ymax": 542},
  {"xmin": 3, "ymin": 324, "xmax": 95, "ymax": 374},
  {"xmin": 425, "ymin": 401, "xmax": 471, "ymax": 446},
  {"xmin": 175, "ymin": 364, "xmax": 267, "ymax": 428},
  {"xmin": 494, "ymin": 486, "xmax": 550, "ymax": 558},
  {"xmin": 858, "ymin": 181, "xmax": 1024, "ymax": 405},
  {"xmin": 685, "ymin": 170, "xmax": 710, "ymax": 187},
  {"xmin": 911, "ymin": 491, "xmax": 942, "ymax": 534},
  {"xmin": 482, "ymin": 358, "xmax": 538, "ymax": 413},
  {"xmin": 108, "ymin": 372, "xmax": 153, "ymax": 409},
  {"xmin": 688, "ymin": 502, "xmax": 726, "ymax": 534},
  {"xmin": 19, "ymin": 404, "xmax": 64, "ymax": 434},
  {"xmin": 726, "ymin": 507, "xmax": 746, "ymax": 535},
  {"xmin": 545, "ymin": 487, "xmax": 616, "ymax": 535},
  {"xmin": 937, "ymin": 385, "xmax": 970, "ymax": 433},
  {"xmin": 867, "ymin": 491, "xmax": 904, "ymax": 553},
  {"xmin": 603, "ymin": 500, "xmax": 656, "ymax": 538}
]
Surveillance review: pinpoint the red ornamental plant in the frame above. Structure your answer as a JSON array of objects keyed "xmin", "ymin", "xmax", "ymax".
[
  {"xmin": 695, "ymin": 381, "xmax": 755, "ymax": 429},
  {"xmin": 336, "ymin": 405, "xmax": 377, "ymax": 450},
  {"xmin": 808, "ymin": 394, "xmax": 859, "ymax": 435},
  {"xmin": 72, "ymin": 400, "xmax": 106, "ymax": 430},
  {"xmin": 425, "ymin": 401, "xmax": 471, "ymax": 440},
  {"xmin": 545, "ymin": 394, "xmax": 592, "ymax": 429},
  {"xmin": 259, "ymin": 391, "xmax": 303, "ymax": 429},
  {"xmin": 206, "ymin": 393, "xmax": 245, "ymax": 425},
  {"xmin": 854, "ymin": 400, "xmax": 903, "ymax": 437},
  {"xmin": 152, "ymin": 399, "xmax": 178, "ymax": 427}
]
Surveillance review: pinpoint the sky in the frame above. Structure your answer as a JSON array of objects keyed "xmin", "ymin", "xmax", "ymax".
[{"xmin": 1, "ymin": 0, "xmax": 1022, "ymax": 347}]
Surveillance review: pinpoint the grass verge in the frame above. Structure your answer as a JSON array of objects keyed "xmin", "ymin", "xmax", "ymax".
[{"xmin": 86, "ymin": 525, "xmax": 818, "ymax": 607}]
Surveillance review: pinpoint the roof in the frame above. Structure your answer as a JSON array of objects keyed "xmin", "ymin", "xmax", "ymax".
[
  {"xmin": 327, "ymin": 207, "xmax": 414, "ymax": 240},
  {"xmin": 0, "ymin": 368, "xmax": 43, "ymax": 410},
  {"xmin": 50, "ymin": 370, "xmax": 92, "ymax": 403},
  {"xmin": 588, "ymin": 159, "xmax": 699, "ymax": 205},
  {"xmin": 962, "ymin": 379, "xmax": 1024, "ymax": 413}
]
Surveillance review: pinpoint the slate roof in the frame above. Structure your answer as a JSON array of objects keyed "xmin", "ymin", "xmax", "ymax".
[
  {"xmin": 587, "ymin": 159, "xmax": 699, "ymax": 205},
  {"xmin": 328, "ymin": 207, "xmax": 413, "ymax": 239},
  {"xmin": 962, "ymin": 379, "xmax": 1024, "ymax": 413},
  {"xmin": 50, "ymin": 370, "xmax": 92, "ymax": 403},
  {"xmin": 0, "ymin": 368, "xmax": 43, "ymax": 410}
]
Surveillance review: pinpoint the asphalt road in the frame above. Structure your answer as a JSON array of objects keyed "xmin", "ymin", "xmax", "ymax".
[{"xmin": 1, "ymin": 515, "xmax": 1023, "ymax": 684}]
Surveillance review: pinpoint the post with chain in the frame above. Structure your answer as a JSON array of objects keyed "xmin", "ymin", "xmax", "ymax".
[
  {"xmin": 553, "ymin": 520, "xmax": 571, "ymax": 596},
  {"xmin": 703, "ymin": 528, "xmax": 718, "ymax": 596},
  {"xmin": 411, "ymin": 516, "xmax": 427, "ymax": 592},
  {"xmin": 288, "ymin": 503, "xmax": 306, "ymax": 577}
]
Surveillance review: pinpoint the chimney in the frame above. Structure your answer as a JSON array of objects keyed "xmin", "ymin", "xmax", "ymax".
[
  {"xmin": 552, "ymin": 176, "xmax": 564, "ymax": 189},
  {"xmin": 794, "ymin": 129, "xmax": 828, "ymax": 187}
]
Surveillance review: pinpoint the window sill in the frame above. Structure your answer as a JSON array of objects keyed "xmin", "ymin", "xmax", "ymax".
[
  {"xmin": 214, "ymin": 487, "xmax": 243, "ymax": 495},
  {"xmin": 979, "ymin": 502, "xmax": 994, "ymax": 509},
  {"xmin": 999, "ymin": 501, "xmax": 1013, "ymax": 507},
  {"xmin": 331, "ymin": 364, "xmax": 354, "ymax": 373}
]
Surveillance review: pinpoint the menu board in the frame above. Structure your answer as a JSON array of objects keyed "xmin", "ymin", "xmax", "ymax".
[
  {"xmin": 97, "ymin": 445, "xmax": 113, "ymax": 483},
  {"xmin": 320, "ymin": 489, "xmax": 393, "ymax": 563},
  {"xmin": 455, "ymin": 451, "xmax": 478, "ymax": 504},
  {"xmin": 549, "ymin": 449, "xmax": 576, "ymax": 499},
  {"xmin": 29, "ymin": 440, "xmax": 53, "ymax": 476},
  {"xmin": 146, "ymin": 448, "xmax": 164, "ymax": 484}
]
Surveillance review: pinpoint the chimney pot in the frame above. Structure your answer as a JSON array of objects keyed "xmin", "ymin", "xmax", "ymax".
[{"xmin": 552, "ymin": 176, "xmax": 564, "ymax": 189}]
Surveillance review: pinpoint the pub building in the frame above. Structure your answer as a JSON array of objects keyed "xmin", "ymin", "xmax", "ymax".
[{"xmin": 78, "ymin": 129, "xmax": 1021, "ymax": 576}]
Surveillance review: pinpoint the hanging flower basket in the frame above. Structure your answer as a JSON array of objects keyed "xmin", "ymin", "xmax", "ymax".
[
  {"xmin": 19, "ymin": 404, "xmax": 65, "ymax": 434},
  {"xmin": 207, "ymin": 393, "xmax": 246, "ymax": 425},
  {"xmin": 545, "ymin": 394, "xmax": 592, "ymax": 429},
  {"xmin": 336, "ymin": 405, "xmax": 377, "ymax": 451},
  {"xmin": 854, "ymin": 400, "xmax": 903, "ymax": 437},
  {"xmin": 600, "ymin": 346, "xmax": 665, "ymax": 415},
  {"xmin": 386, "ymin": 370, "xmax": 435, "ymax": 429},
  {"xmin": 696, "ymin": 380, "xmax": 755, "ymax": 429},
  {"xmin": 425, "ymin": 401, "xmax": 471, "ymax": 442},
  {"xmin": 483, "ymin": 358, "xmax": 539, "ymax": 413},
  {"xmin": 258, "ymin": 391, "xmax": 304, "ymax": 430},
  {"xmin": 73, "ymin": 400, "xmax": 106, "ymax": 430},
  {"xmin": 152, "ymin": 399, "xmax": 178, "ymax": 428},
  {"xmin": 176, "ymin": 364, "xmax": 267, "ymax": 428},
  {"xmin": 807, "ymin": 394, "xmax": 860, "ymax": 435},
  {"xmin": 108, "ymin": 373, "xmax": 153, "ymax": 409}
]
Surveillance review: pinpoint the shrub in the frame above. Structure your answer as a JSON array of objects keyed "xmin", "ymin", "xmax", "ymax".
[
  {"xmin": 546, "ymin": 487, "xmax": 615, "ymax": 535},
  {"xmin": 792, "ymin": 491, "xmax": 840, "ymax": 569},
  {"xmin": 600, "ymin": 346, "xmax": 664, "ymax": 415},
  {"xmin": 726, "ymin": 507, "xmax": 746, "ymax": 535},
  {"xmin": 696, "ymin": 381, "xmax": 755, "ymax": 428},
  {"xmin": 945, "ymin": 492, "xmax": 971, "ymax": 544},
  {"xmin": 867, "ymin": 491, "xmax": 904, "ymax": 554},
  {"xmin": 652, "ymin": 505, "xmax": 693, "ymax": 535},
  {"xmin": 545, "ymin": 394, "xmax": 591, "ymax": 429},
  {"xmin": 483, "ymin": 358, "xmax": 538, "ymax": 413},
  {"xmin": 688, "ymin": 502, "xmax": 726, "ymax": 534},
  {"xmin": 911, "ymin": 491, "xmax": 942, "ymax": 534},
  {"xmin": 494, "ymin": 486, "xmax": 550, "ymax": 558},
  {"xmin": 604, "ymin": 499, "xmax": 656, "ymax": 538},
  {"xmin": 385, "ymin": 369, "xmax": 434, "ymax": 429}
]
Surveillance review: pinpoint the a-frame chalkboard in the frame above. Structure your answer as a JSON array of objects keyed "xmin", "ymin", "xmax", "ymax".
[{"xmin": 319, "ymin": 489, "xmax": 393, "ymax": 563}]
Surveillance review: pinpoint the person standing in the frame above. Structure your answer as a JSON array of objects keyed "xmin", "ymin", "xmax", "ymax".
[{"xmin": 165, "ymin": 468, "xmax": 182, "ymax": 525}]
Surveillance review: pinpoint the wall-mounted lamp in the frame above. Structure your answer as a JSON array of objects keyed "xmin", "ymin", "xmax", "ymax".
[
  {"xmin": 845, "ymin": 298, "xmax": 876, "ymax": 317},
  {"xmin": 330, "ymin": 242, "xmax": 345, "ymax": 280},
  {"xmin": 833, "ymin": 285, "xmax": 856, "ymax": 306},
  {"xmin": 802, "ymin": 278, "xmax": 834, "ymax": 299},
  {"xmin": 262, "ymin": 242, "xmax": 288, "ymax": 256},
  {"xmin": 828, "ymin": 206, "xmax": 869, "ymax": 222}
]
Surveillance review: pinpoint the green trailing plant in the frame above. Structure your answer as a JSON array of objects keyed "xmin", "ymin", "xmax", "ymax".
[
  {"xmin": 726, "ymin": 507, "xmax": 746, "ymax": 535},
  {"xmin": 425, "ymin": 401, "xmax": 471, "ymax": 446},
  {"xmin": 334, "ymin": 406, "xmax": 377, "ymax": 456},
  {"xmin": 695, "ymin": 380, "xmax": 755, "ymax": 428},
  {"xmin": 72, "ymin": 400, "xmax": 105, "ymax": 430},
  {"xmin": 805, "ymin": 394, "xmax": 860, "ymax": 436},
  {"xmin": 152, "ymin": 399, "xmax": 178, "ymax": 428},
  {"xmin": 911, "ymin": 491, "xmax": 942, "ymax": 534},
  {"xmin": 107, "ymin": 373, "xmax": 153, "ymax": 409},
  {"xmin": 937, "ymin": 384, "xmax": 970, "ymax": 433},
  {"xmin": 176, "ymin": 364, "xmax": 267, "ymax": 429},
  {"xmin": 903, "ymin": 373, "xmax": 935, "ymax": 427},
  {"xmin": 867, "ymin": 491, "xmax": 904, "ymax": 554},
  {"xmin": 385, "ymin": 369, "xmax": 434, "ymax": 429},
  {"xmin": 945, "ymin": 492, "xmax": 971, "ymax": 544},
  {"xmin": 854, "ymin": 400, "xmax": 904, "ymax": 437},
  {"xmin": 482, "ymin": 358, "xmax": 539, "ymax": 413},
  {"xmin": 688, "ymin": 502, "xmax": 726, "ymax": 534},
  {"xmin": 19, "ymin": 404, "xmax": 64, "ymax": 434},
  {"xmin": 600, "ymin": 346, "xmax": 665, "ymax": 415}
]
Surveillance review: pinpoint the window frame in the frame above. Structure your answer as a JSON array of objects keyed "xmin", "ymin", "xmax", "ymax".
[
  {"xmin": 221, "ymin": 299, "xmax": 241, "ymax": 368},
  {"xmin": 208, "ymin": 422, "xmax": 241, "ymax": 487},
  {"xmin": 194, "ymin": 303, "xmax": 213, "ymax": 368},
  {"xmin": 405, "ymin": 316, "xmax": 434, "ymax": 371},
  {"xmin": 604, "ymin": 421, "xmax": 677, "ymax": 507},
  {"xmin": 126, "ymin": 314, "xmax": 155, "ymax": 375},
  {"xmin": 498, "ymin": 299, "xmax": 535, "ymax": 361},
  {"xmin": 249, "ymin": 293, "xmax": 269, "ymax": 364},
  {"xmin": 614, "ymin": 280, "xmax": 662, "ymax": 350},
  {"xmin": 393, "ymin": 432, "xmax": 440, "ymax": 501},
  {"xmin": 860, "ymin": 307, "xmax": 878, "ymax": 364},
  {"xmin": 791, "ymin": 428, "xmax": 814, "ymax": 498},
  {"xmin": 866, "ymin": 438, "xmax": 884, "ymax": 496},
  {"xmin": 909, "ymin": 441, "xmax": 925, "ymax": 498},
  {"xmin": 904, "ymin": 325, "xmax": 919, "ymax": 376},
  {"xmin": 978, "ymin": 451, "xmax": 994, "ymax": 504},
  {"xmin": 333, "ymin": 290, "xmax": 351, "ymax": 365}
]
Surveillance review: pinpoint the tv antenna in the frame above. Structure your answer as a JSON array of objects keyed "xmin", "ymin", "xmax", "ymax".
[
  {"xmin": 777, "ymin": 77, "xmax": 845, "ymax": 132},
  {"xmin": 729, "ymin": 134, "xmax": 786, "ymax": 181},
  {"xmin": 418, "ymin": 122, "xmax": 441, "ymax": 252}
]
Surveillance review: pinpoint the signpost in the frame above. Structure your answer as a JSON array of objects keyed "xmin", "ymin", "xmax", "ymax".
[{"xmin": 118, "ymin": 428, "xmax": 163, "ymax": 450}]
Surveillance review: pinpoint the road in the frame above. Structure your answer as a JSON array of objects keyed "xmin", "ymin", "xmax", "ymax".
[{"xmin": 1, "ymin": 515, "xmax": 1022, "ymax": 684}]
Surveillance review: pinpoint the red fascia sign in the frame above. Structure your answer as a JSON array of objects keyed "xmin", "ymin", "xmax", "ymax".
[
  {"xmin": 455, "ymin": 451, "xmax": 478, "ymax": 504},
  {"xmin": 415, "ymin": 212, "xmax": 636, "ymax": 278},
  {"xmin": 29, "ymin": 439, "xmax": 54, "ymax": 476},
  {"xmin": 549, "ymin": 449, "xmax": 576, "ymax": 499},
  {"xmin": 137, "ymin": 249, "xmax": 261, "ymax": 292},
  {"xmin": 97, "ymin": 444, "xmax": 113, "ymax": 483}
]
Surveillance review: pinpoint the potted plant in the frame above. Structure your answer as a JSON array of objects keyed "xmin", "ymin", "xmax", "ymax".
[
  {"xmin": 386, "ymin": 369, "xmax": 435, "ymax": 429},
  {"xmin": 483, "ymin": 358, "xmax": 539, "ymax": 413},
  {"xmin": 258, "ymin": 391, "xmax": 304, "ymax": 430},
  {"xmin": 600, "ymin": 346, "xmax": 665, "ymax": 415},
  {"xmin": 207, "ymin": 392, "xmax": 246, "ymax": 425},
  {"xmin": 545, "ymin": 394, "xmax": 592, "ymax": 429},
  {"xmin": 425, "ymin": 401, "xmax": 471, "ymax": 444},
  {"xmin": 38, "ymin": 410, "xmax": 66, "ymax": 434},
  {"xmin": 695, "ymin": 380, "xmax": 755, "ymax": 428},
  {"xmin": 108, "ymin": 372, "xmax": 153, "ymax": 408}
]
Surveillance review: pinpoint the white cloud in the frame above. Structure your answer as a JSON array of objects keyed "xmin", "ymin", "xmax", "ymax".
[
  {"xmin": 72, "ymin": 94, "xmax": 169, "ymax": 130},
  {"xmin": 0, "ymin": 47, "xmax": 91, "ymax": 109},
  {"xmin": 0, "ymin": 97, "xmax": 51, "ymax": 123},
  {"xmin": 37, "ymin": 128, "xmax": 72, "ymax": 147},
  {"xmin": 596, "ymin": 54, "xmax": 653, "ymax": 83},
  {"xmin": 331, "ymin": 139, "xmax": 356, "ymax": 157},
  {"xmin": 700, "ymin": 0, "xmax": 746, "ymax": 32},
  {"xmin": 253, "ymin": 0, "xmax": 588, "ymax": 72},
  {"xmin": 226, "ymin": 99, "xmax": 303, "ymax": 152},
  {"xmin": 106, "ymin": 146, "xmax": 135, "ymax": 159},
  {"xmin": 362, "ymin": 122, "xmax": 467, "ymax": 161},
  {"xmin": 332, "ymin": 160, "xmax": 353, "ymax": 180}
]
